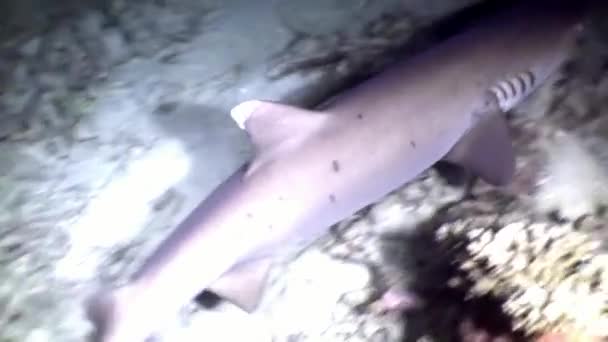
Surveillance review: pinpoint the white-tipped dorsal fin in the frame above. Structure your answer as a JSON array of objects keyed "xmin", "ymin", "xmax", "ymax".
[{"xmin": 230, "ymin": 99, "xmax": 327, "ymax": 154}]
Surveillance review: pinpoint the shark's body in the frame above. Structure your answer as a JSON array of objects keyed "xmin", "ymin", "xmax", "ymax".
[{"xmin": 87, "ymin": 2, "xmax": 586, "ymax": 341}]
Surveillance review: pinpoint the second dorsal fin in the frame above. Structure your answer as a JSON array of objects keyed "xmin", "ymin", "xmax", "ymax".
[{"xmin": 230, "ymin": 100, "xmax": 328, "ymax": 154}]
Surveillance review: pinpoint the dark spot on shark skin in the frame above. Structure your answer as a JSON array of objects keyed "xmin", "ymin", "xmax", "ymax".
[
  {"xmin": 329, "ymin": 194, "xmax": 336, "ymax": 203},
  {"xmin": 246, "ymin": 213, "xmax": 253, "ymax": 218},
  {"xmin": 331, "ymin": 160, "xmax": 340, "ymax": 172},
  {"xmin": 410, "ymin": 140, "xmax": 416, "ymax": 148},
  {"xmin": 357, "ymin": 113, "xmax": 364, "ymax": 120}
]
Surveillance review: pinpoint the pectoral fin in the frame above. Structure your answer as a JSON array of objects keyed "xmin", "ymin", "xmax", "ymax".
[
  {"xmin": 443, "ymin": 111, "xmax": 515, "ymax": 187},
  {"xmin": 207, "ymin": 258, "xmax": 273, "ymax": 313}
]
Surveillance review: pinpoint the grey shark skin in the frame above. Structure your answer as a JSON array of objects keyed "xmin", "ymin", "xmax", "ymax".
[{"xmin": 86, "ymin": 2, "xmax": 585, "ymax": 341}]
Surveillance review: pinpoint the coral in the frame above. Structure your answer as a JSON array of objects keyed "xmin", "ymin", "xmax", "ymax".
[{"xmin": 436, "ymin": 193, "xmax": 608, "ymax": 340}]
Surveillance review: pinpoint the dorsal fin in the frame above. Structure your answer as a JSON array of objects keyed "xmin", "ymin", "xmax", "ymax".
[{"xmin": 230, "ymin": 100, "xmax": 327, "ymax": 153}]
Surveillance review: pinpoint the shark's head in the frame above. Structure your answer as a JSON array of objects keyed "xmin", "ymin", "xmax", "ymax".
[
  {"xmin": 460, "ymin": 0, "xmax": 589, "ymax": 111},
  {"xmin": 506, "ymin": 1, "xmax": 587, "ymax": 82}
]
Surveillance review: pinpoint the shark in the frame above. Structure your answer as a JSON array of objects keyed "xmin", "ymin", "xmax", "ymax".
[{"xmin": 86, "ymin": 1, "xmax": 587, "ymax": 341}]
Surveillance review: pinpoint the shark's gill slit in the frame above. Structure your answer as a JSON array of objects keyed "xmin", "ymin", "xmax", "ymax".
[
  {"xmin": 491, "ymin": 81, "xmax": 508, "ymax": 103},
  {"xmin": 489, "ymin": 70, "xmax": 536, "ymax": 110},
  {"xmin": 505, "ymin": 79, "xmax": 517, "ymax": 97}
]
